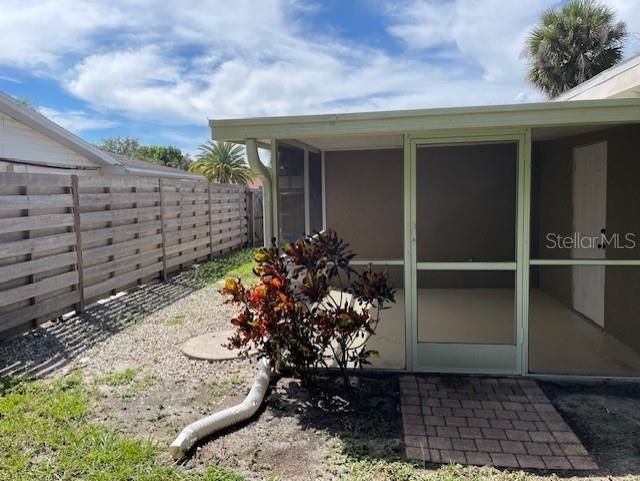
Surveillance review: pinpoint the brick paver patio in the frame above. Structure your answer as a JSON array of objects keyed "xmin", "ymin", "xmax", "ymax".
[{"xmin": 401, "ymin": 375, "xmax": 598, "ymax": 471}]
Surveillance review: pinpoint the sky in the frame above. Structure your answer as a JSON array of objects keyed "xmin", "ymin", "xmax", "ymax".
[{"xmin": 0, "ymin": 0, "xmax": 638, "ymax": 155}]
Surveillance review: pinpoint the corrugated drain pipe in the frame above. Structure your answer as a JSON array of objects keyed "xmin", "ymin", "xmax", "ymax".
[{"xmin": 169, "ymin": 358, "xmax": 271, "ymax": 459}]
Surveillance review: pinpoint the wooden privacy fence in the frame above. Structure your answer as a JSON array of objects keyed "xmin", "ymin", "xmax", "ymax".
[{"xmin": 0, "ymin": 172, "xmax": 261, "ymax": 337}]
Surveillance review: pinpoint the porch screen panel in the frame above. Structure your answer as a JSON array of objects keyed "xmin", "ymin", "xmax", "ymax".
[
  {"xmin": 308, "ymin": 151, "xmax": 323, "ymax": 234},
  {"xmin": 277, "ymin": 143, "xmax": 305, "ymax": 243},
  {"xmin": 417, "ymin": 270, "xmax": 516, "ymax": 345},
  {"xmin": 529, "ymin": 265, "xmax": 640, "ymax": 376},
  {"xmin": 531, "ymin": 127, "xmax": 640, "ymax": 261},
  {"xmin": 324, "ymin": 149, "xmax": 403, "ymax": 260},
  {"xmin": 416, "ymin": 143, "xmax": 517, "ymax": 263}
]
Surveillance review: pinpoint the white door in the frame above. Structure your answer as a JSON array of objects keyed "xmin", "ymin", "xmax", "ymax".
[{"xmin": 572, "ymin": 142, "xmax": 607, "ymax": 327}]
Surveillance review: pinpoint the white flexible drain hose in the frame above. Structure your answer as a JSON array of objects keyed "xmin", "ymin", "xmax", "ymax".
[{"xmin": 169, "ymin": 358, "xmax": 271, "ymax": 459}]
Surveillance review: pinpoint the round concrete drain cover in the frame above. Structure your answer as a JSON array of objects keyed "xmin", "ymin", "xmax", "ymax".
[{"xmin": 182, "ymin": 330, "xmax": 256, "ymax": 361}]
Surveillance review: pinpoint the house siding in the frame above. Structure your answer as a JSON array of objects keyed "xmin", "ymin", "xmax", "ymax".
[{"xmin": 0, "ymin": 112, "xmax": 95, "ymax": 169}]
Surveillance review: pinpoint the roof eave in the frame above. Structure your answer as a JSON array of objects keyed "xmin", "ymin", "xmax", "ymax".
[{"xmin": 209, "ymin": 98, "xmax": 640, "ymax": 141}]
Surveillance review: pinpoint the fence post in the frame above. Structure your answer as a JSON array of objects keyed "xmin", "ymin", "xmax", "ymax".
[
  {"xmin": 238, "ymin": 186, "xmax": 249, "ymax": 247},
  {"xmin": 208, "ymin": 183, "xmax": 214, "ymax": 260},
  {"xmin": 71, "ymin": 175, "xmax": 85, "ymax": 313},
  {"xmin": 158, "ymin": 178, "xmax": 168, "ymax": 281}
]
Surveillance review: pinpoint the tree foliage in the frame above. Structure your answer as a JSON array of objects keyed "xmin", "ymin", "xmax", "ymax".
[
  {"xmin": 524, "ymin": 0, "xmax": 626, "ymax": 98},
  {"xmin": 136, "ymin": 145, "xmax": 191, "ymax": 170},
  {"xmin": 97, "ymin": 136, "xmax": 141, "ymax": 157},
  {"xmin": 188, "ymin": 140, "xmax": 254, "ymax": 184},
  {"xmin": 97, "ymin": 136, "xmax": 190, "ymax": 170},
  {"xmin": 222, "ymin": 230, "xmax": 396, "ymax": 385}
]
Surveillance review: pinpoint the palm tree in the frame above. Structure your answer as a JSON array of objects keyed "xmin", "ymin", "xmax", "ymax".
[
  {"xmin": 188, "ymin": 141, "xmax": 255, "ymax": 184},
  {"xmin": 524, "ymin": 0, "xmax": 626, "ymax": 98}
]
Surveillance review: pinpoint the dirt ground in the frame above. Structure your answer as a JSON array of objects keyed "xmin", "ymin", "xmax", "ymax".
[
  {"xmin": 541, "ymin": 380, "xmax": 640, "ymax": 477},
  {"xmin": 2, "ymin": 270, "xmax": 640, "ymax": 480}
]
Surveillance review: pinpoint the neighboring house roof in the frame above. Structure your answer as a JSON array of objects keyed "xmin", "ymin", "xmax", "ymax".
[
  {"xmin": 555, "ymin": 53, "xmax": 640, "ymax": 101},
  {"xmin": 108, "ymin": 153, "xmax": 203, "ymax": 180},
  {"xmin": 0, "ymin": 89, "xmax": 203, "ymax": 180}
]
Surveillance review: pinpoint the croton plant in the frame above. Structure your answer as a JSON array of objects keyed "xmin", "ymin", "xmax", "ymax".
[{"xmin": 222, "ymin": 230, "xmax": 396, "ymax": 385}]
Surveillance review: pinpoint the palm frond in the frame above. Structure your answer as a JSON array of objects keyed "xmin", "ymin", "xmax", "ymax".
[{"xmin": 188, "ymin": 141, "xmax": 255, "ymax": 185}]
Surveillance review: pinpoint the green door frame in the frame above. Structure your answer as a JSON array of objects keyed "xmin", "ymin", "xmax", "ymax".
[{"xmin": 403, "ymin": 128, "xmax": 532, "ymax": 375}]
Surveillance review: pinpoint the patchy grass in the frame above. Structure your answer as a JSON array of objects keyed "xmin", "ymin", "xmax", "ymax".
[
  {"xmin": 0, "ymin": 375, "xmax": 245, "ymax": 481},
  {"xmin": 97, "ymin": 369, "xmax": 161, "ymax": 399},
  {"xmin": 208, "ymin": 374, "xmax": 246, "ymax": 397},
  {"xmin": 165, "ymin": 313, "xmax": 188, "ymax": 326},
  {"xmin": 100, "ymin": 368, "xmax": 137, "ymax": 386},
  {"xmin": 190, "ymin": 248, "xmax": 259, "ymax": 287}
]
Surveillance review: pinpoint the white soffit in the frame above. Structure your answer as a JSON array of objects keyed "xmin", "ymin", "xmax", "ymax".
[{"xmin": 297, "ymin": 134, "xmax": 403, "ymax": 150}]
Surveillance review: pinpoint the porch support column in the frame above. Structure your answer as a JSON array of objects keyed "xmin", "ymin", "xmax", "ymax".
[{"xmin": 245, "ymin": 138, "xmax": 273, "ymax": 245}]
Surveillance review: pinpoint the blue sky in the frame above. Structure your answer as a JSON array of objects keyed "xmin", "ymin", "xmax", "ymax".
[{"xmin": 0, "ymin": 0, "xmax": 638, "ymax": 155}]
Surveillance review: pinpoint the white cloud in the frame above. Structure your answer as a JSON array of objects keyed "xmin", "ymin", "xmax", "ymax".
[
  {"xmin": 38, "ymin": 107, "xmax": 117, "ymax": 133},
  {"xmin": 386, "ymin": 0, "xmax": 557, "ymax": 83},
  {"xmin": 12, "ymin": 0, "xmax": 638, "ymax": 125},
  {"xmin": 605, "ymin": 0, "xmax": 640, "ymax": 55},
  {"xmin": 0, "ymin": 75, "xmax": 21, "ymax": 83},
  {"xmin": 0, "ymin": 0, "xmax": 127, "ymax": 69}
]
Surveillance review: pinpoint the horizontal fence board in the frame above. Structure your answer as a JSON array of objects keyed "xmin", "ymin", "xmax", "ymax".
[
  {"xmin": 78, "ymin": 176, "xmax": 161, "ymax": 188},
  {"xmin": 0, "ymin": 251, "xmax": 77, "ymax": 282},
  {"xmin": 212, "ymin": 237, "xmax": 246, "ymax": 255},
  {"xmin": 165, "ymin": 225, "xmax": 211, "ymax": 243},
  {"xmin": 0, "ymin": 194, "xmax": 73, "ymax": 209},
  {"xmin": 83, "ymin": 249, "xmax": 162, "ymax": 281},
  {"xmin": 210, "ymin": 201, "xmax": 246, "ymax": 211},
  {"xmin": 79, "ymin": 206, "xmax": 161, "ymax": 224},
  {"xmin": 81, "ymin": 220, "xmax": 161, "ymax": 244},
  {"xmin": 165, "ymin": 235, "xmax": 211, "ymax": 256},
  {"xmin": 0, "ymin": 291, "xmax": 79, "ymax": 332},
  {"xmin": 163, "ymin": 214, "xmax": 210, "ymax": 229},
  {"xmin": 82, "ymin": 234, "xmax": 163, "ymax": 264},
  {"xmin": 0, "ymin": 270, "xmax": 78, "ymax": 308},
  {"xmin": 0, "ymin": 232, "xmax": 77, "ymax": 258},
  {"xmin": 78, "ymin": 192, "xmax": 160, "ymax": 205},
  {"xmin": 166, "ymin": 248, "xmax": 211, "ymax": 268},
  {"xmin": 0, "ymin": 214, "xmax": 75, "ymax": 234},
  {"xmin": 163, "ymin": 203, "xmax": 210, "ymax": 215},
  {"xmin": 212, "ymin": 228, "xmax": 248, "ymax": 243},
  {"xmin": 84, "ymin": 261, "xmax": 163, "ymax": 300},
  {"xmin": 0, "ymin": 172, "xmax": 72, "ymax": 187}
]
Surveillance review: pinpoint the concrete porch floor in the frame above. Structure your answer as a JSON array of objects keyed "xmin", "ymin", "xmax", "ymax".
[{"xmin": 401, "ymin": 375, "xmax": 598, "ymax": 471}]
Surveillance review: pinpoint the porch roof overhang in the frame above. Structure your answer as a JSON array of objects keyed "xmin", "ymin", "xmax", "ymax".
[{"xmin": 209, "ymin": 98, "xmax": 640, "ymax": 144}]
